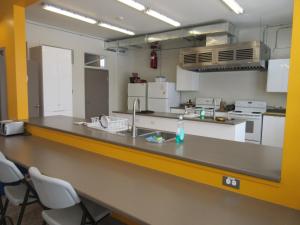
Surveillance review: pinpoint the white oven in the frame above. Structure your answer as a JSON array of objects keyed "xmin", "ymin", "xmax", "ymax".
[
  {"xmin": 229, "ymin": 100, "xmax": 267, "ymax": 144},
  {"xmin": 229, "ymin": 113, "xmax": 263, "ymax": 144}
]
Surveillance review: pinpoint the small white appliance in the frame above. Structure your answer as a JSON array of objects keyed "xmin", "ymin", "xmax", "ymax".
[
  {"xmin": 128, "ymin": 83, "xmax": 147, "ymax": 111},
  {"xmin": 0, "ymin": 121, "xmax": 24, "ymax": 136},
  {"xmin": 195, "ymin": 97, "xmax": 222, "ymax": 117},
  {"xmin": 148, "ymin": 82, "xmax": 180, "ymax": 112},
  {"xmin": 228, "ymin": 100, "xmax": 267, "ymax": 144}
]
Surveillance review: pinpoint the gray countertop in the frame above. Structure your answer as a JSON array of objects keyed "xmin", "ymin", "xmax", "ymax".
[
  {"xmin": 1, "ymin": 135, "xmax": 298, "ymax": 225},
  {"xmin": 25, "ymin": 116, "xmax": 282, "ymax": 182},
  {"xmin": 113, "ymin": 111, "xmax": 245, "ymax": 125}
]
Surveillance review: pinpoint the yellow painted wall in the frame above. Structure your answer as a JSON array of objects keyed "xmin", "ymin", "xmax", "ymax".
[
  {"xmin": 0, "ymin": 0, "xmax": 38, "ymax": 119},
  {"xmin": 2, "ymin": 0, "xmax": 300, "ymax": 211}
]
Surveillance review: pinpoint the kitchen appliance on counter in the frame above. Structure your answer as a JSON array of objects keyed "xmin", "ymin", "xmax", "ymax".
[
  {"xmin": 148, "ymin": 82, "xmax": 180, "ymax": 113},
  {"xmin": 228, "ymin": 101, "xmax": 267, "ymax": 144},
  {"xmin": 195, "ymin": 98, "xmax": 222, "ymax": 117},
  {"xmin": 0, "ymin": 120, "xmax": 24, "ymax": 136},
  {"xmin": 128, "ymin": 83, "xmax": 147, "ymax": 111}
]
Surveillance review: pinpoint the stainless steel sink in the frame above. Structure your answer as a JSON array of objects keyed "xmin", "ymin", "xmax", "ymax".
[
  {"xmin": 117, "ymin": 128, "xmax": 155, "ymax": 136},
  {"xmin": 142, "ymin": 131, "xmax": 176, "ymax": 143},
  {"xmin": 117, "ymin": 128, "xmax": 176, "ymax": 142}
]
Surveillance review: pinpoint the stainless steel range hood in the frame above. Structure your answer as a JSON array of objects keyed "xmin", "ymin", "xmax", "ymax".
[{"xmin": 179, "ymin": 41, "xmax": 270, "ymax": 72}]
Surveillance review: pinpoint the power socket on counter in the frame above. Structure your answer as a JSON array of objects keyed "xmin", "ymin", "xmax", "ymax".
[{"xmin": 223, "ymin": 176, "xmax": 240, "ymax": 189}]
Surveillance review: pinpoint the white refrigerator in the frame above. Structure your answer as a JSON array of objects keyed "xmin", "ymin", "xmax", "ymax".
[
  {"xmin": 128, "ymin": 83, "xmax": 147, "ymax": 111},
  {"xmin": 148, "ymin": 82, "xmax": 180, "ymax": 112}
]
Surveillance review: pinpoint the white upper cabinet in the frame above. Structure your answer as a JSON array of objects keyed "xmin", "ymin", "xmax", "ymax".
[
  {"xmin": 267, "ymin": 59, "xmax": 290, "ymax": 93},
  {"xmin": 176, "ymin": 66, "xmax": 199, "ymax": 91},
  {"xmin": 31, "ymin": 46, "xmax": 73, "ymax": 117}
]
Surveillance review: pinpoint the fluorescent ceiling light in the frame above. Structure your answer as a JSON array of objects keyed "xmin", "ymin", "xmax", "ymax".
[
  {"xmin": 98, "ymin": 22, "xmax": 135, "ymax": 36},
  {"xmin": 42, "ymin": 4, "xmax": 97, "ymax": 24},
  {"xmin": 221, "ymin": 0, "xmax": 244, "ymax": 14},
  {"xmin": 117, "ymin": 0, "xmax": 145, "ymax": 11},
  {"xmin": 146, "ymin": 9, "xmax": 181, "ymax": 27}
]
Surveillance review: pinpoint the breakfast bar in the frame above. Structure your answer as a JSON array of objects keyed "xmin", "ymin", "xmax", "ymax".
[{"xmin": 0, "ymin": 133, "xmax": 300, "ymax": 225}]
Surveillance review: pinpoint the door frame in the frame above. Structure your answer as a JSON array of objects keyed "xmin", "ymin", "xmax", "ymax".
[
  {"xmin": 84, "ymin": 67, "xmax": 109, "ymax": 119},
  {"xmin": 0, "ymin": 48, "xmax": 8, "ymax": 120}
]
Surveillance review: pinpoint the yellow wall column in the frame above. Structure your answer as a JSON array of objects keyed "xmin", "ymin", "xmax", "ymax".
[
  {"xmin": 280, "ymin": 0, "xmax": 300, "ymax": 206},
  {"xmin": 0, "ymin": 0, "xmax": 37, "ymax": 120}
]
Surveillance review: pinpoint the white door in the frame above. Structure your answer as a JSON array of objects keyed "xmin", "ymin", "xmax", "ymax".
[
  {"xmin": 128, "ymin": 97, "xmax": 146, "ymax": 111},
  {"xmin": 148, "ymin": 82, "xmax": 168, "ymax": 98},
  {"xmin": 128, "ymin": 83, "xmax": 147, "ymax": 97},
  {"xmin": 42, "ymin": 46, "xmax": 60, "ymax": 115},
  {"xmin": 148, "ymin": 99, "xmax": 169, "ymax": 112},
  {"xmin": 58, "ymin": 48, "xmax": 73, "ymax": 115},
  {"xmin": 42, "ymin": 46, "xmax": 73, "ymax": 116}
]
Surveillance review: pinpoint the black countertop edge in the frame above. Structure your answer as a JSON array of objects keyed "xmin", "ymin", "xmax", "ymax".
[{"xmin": 113, "ymin": 111, "xmax": 246, "ymax": 125}]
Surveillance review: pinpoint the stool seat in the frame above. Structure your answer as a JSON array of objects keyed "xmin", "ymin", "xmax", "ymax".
[
  {"xmin": 4, "ymin": 183, "xmax": 36, "ymax": 206},
  {"xmin": 43, "ymin": 198, "xmax": 110, "ymax": 225}
]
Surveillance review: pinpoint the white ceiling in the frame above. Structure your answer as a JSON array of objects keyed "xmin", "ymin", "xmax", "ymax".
[{"xmin": 26, "ymin": 0, "xmax": 294, "ymax": 40}]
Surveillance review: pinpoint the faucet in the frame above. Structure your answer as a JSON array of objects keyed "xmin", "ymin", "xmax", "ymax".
[
  {"xmin": 212, "ymin": 98, "xmax": 216, "ymax": 120},
  {"xmin": 132, "ymin": 98, "xmax": 141, "ymax": 138}
]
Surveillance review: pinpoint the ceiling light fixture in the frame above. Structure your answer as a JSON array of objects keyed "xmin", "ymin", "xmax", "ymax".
[
  {"xmin": 221, "ymin": 0, "xmax": 244, "ymax": 14},
  {"xmin": 98, "ymin": 22, "xmax": 135, "ymax": 36},
  {"xmin": 145, "ymin": 9, "xmax": 181, "ymax": 27},
  {"xmin": 42, "ymin": 4, "xmax": 97, "ymax": 24},
  {"xmin": 117, "ymin": 0, "xmax": 146, "ymax": 11}
]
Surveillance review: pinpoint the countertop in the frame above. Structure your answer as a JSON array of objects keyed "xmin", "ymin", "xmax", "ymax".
[
  {"xmin": 26, "ymin": 116, "xmax": 282, "ymax": 182},
  {"xmin": 1, "ymin": 135, "xmax": 299, "ymax": 225},
  {"xmin": 113, "ymin": 111, "xmax": 245, "ymax": 125},
  {"xmin": 263, "ymin": 112, "xmax": 286, "ymax": 117}
]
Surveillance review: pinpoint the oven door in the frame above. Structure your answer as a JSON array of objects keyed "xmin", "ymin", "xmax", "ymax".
[{"xmin": 229, "ymin": 114, "xmax": 262, "ymax": 143}]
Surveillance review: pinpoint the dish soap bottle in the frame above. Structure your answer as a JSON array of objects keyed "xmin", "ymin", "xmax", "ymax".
[{"xmin": 176, "ymin": 115, "xmax": 185, "ymax": 144}]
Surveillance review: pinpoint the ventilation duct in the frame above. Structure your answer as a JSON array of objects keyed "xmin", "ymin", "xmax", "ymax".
[{"xmin": 105, "ymin": 22, "xmax": 236, "ymax": 51}]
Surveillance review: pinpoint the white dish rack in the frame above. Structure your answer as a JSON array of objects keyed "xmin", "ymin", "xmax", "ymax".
[{"xmin": 86, "ymin": 116, "xmax": 129, "ymax": 133}]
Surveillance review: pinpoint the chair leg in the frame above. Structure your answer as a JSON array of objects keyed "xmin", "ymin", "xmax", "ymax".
[
  {"xmin": 80, "ymin": 211, "xmax": 87, "ymax": 225},
  {"xmin": 16, "ymin": 188, "xmax": 30, "ymax": 225},
  {"xmin": 0, "ymin": 199, "xmax": 9, "ymax": 225}
]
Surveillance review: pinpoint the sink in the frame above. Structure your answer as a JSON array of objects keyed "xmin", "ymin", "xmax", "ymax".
[
  {"xmin": 143, "ymin": 131, "xmax": 176, "ymax": 143},
  {"xmin": 183, "ymin": 114, "xmax": 199, "ymax": 118},
  {"xmin": 116, "ymin": 128, "xmax": 176, "ymax": 142},
  {"xmin": 117, "ymin": 128, "xmax": 155, "ymax": 136}
]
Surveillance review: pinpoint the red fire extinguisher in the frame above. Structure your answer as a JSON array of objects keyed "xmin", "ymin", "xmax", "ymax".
[{"xmin": 150, "ymin": 49, "xmax": 158, "ymax": 69}]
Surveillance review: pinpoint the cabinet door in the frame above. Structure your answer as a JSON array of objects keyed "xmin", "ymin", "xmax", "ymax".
[
  {"xmin": 176, "ymin": 66, "xmax": 199, "ymax": 91},
  {"xmin": 262, "ymin": 116, "xmax": 286, "ymax": 148},
  {"xmin": 58, "ymin": 48, "xmax": 73, "ymax": 115},
  {"xmin": 267, "ymin": 59, "xmax": 290, "ymax": 93},
  {"xmin": 42, "ymin": 46, "xmax": 73, "ymax": 116},
  {"xmin": 42, "ymin": 46, "xmax": 60, "ymax": 115}
]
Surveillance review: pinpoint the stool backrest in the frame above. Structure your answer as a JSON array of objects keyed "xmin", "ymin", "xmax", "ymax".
[
  {"xmin": 29, "ymin": 167, "xmax": 80, "ymax": 209},
  {"xmin": 0, "ymin": 152, "xmax": 24, "ymax": 183}
]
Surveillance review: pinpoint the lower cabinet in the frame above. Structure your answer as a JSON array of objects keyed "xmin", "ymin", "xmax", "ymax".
[{"xmin": 262, "ymin": 115, "xmax": 286, "ymax": 148}]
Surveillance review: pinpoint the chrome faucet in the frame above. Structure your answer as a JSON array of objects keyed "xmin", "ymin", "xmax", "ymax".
[
  {"xmin": 212, "ymin": 98, "xmax": 216, "ymax": 120},
  {"xmin": 132, "ymin": 98, "xmax": 141, "ymax": 138}
]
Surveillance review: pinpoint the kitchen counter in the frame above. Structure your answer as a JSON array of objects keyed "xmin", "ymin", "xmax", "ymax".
[
  {"xmin": 263, "ymin": 112, "xmax": 286, "ymax": 117},
  {"xmin": 0, "ymin": 135, "xmax": 298, "ymax": 225},
  {"xmin": 113, "ymin": 110, "xmax": 245, "ymax": 125},
  {"xmin": 26, "ymin": 116, "xmax": 281, "ymax": 182}
]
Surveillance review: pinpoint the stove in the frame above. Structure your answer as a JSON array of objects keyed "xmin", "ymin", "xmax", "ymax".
[
  {"xmin": 229, "ymin": 101, "xmax": 267, "ymax": 144},
  {"xmin": 195, "ymin": 98, "xmax": 222, "ymax": 117}
]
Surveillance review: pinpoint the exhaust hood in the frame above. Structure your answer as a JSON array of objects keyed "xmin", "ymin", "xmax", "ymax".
[{"xmin": 179, "ymin": 41, "xmax": 270, "ymax": 72}]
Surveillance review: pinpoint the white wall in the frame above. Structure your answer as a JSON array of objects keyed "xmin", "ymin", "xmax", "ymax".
[
  {"xmin": 126, "ymin": 25, "xmax": 291, "ymax": 108},
  {"xmin": 26, "ymin": 21, "xmax": 129, "ymax": 118}
]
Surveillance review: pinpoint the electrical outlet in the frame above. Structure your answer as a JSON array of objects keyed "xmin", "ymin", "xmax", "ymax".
[{"xmin": 223, "ymin": 176, "xmax": 240, "ymax": 189}]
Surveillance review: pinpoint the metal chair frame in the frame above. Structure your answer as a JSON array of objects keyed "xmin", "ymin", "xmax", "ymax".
[{"xmin": 0, "ymin": 178, "xmax": 38, "ymax": 225}]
